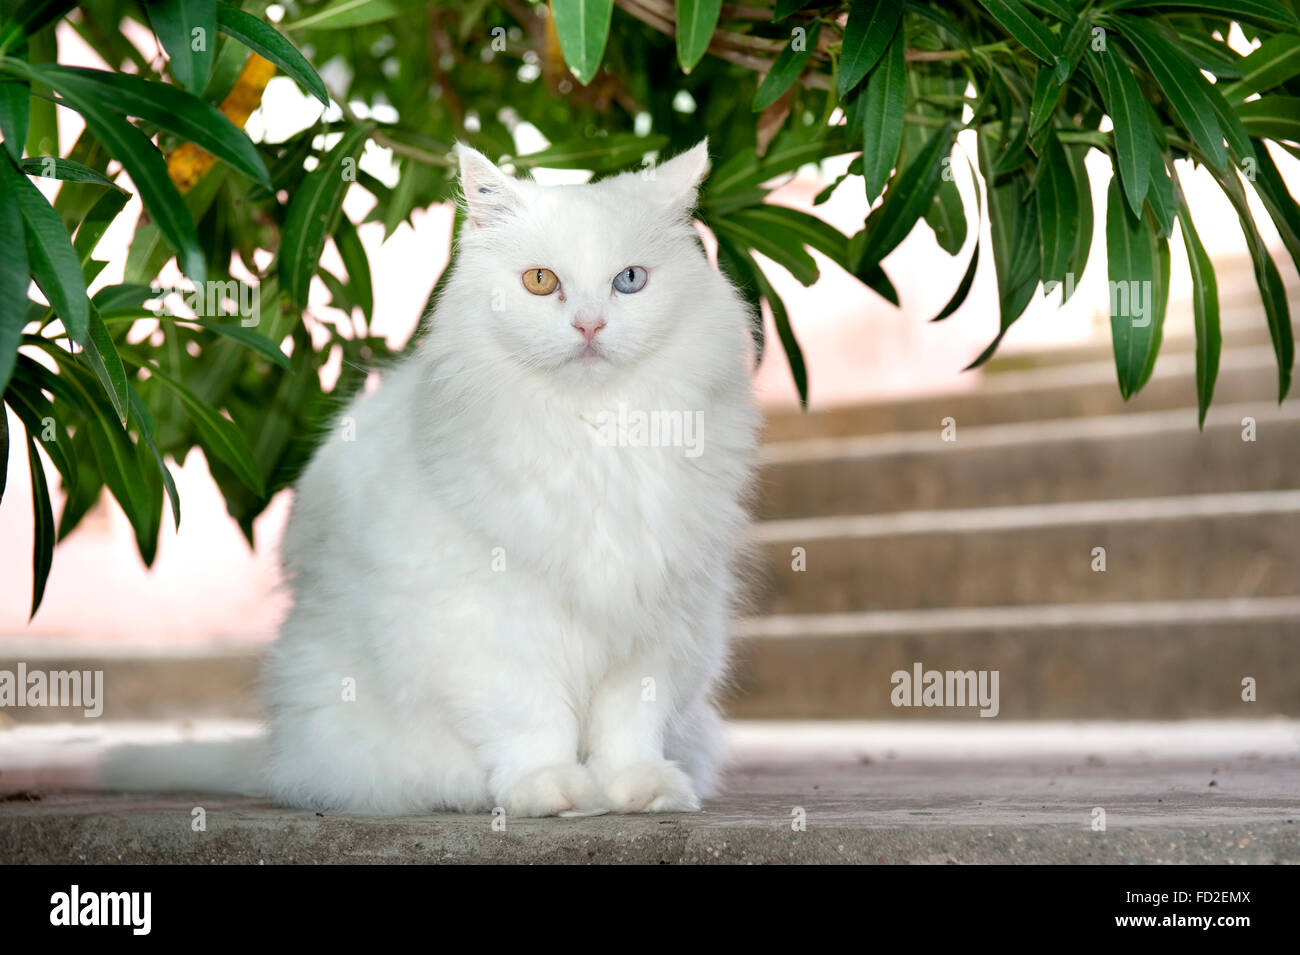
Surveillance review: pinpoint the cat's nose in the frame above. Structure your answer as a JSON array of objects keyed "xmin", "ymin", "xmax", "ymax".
[{"xmin": 572, "ymin": 315, "xmax": 606, "ymax": 343}]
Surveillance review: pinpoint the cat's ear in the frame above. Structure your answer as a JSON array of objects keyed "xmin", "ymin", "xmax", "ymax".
[
  {"xmin": 456, "ymin": 143, "xmax": 522, "ymax": 227},
  {"xmin": 652, "ymin": 139, "xmax": 710, "ymax": 211}
]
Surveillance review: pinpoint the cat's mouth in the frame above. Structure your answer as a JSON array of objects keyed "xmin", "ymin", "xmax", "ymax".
[{"xmin": 572, "ymin": 342, "xmax": 608, "ymax": 364}]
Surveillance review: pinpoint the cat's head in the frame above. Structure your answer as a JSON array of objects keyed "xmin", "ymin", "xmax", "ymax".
[{"xmin": 443, "ymin": 140, "xmax": 714, "ymax": 380}]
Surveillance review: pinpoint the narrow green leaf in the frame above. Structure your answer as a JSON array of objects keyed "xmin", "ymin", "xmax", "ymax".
[
  {"xmin": 1036, "ymin": 132, "xmax": 1079, "ymax": 288},
  {"xmin": 119, "ymin": 352, "xmax": 265, "ymax": 496},
  {"xmin": 73, "ymin": 189, "xmax": 130, "ymax": 267},
  {"xmin": 8, "ymin": 62, "xmax": 271, "ymax": 187},
  {"xmin": 0, "ymin": 177, "xmax": 28, "ymax": 393},
  {"xmin": 0, "ymin": 78, "xmax": 29, "ymax": 160},
  {"xmin": 334, "ymin": 216, "xmax": 373, "ymax": 321},
  {"xmin": 148, "ymin": 0, "xmax": 216, "ymax": 94},
  {"xmin": 20, "ymin": 155, "xmax": 125, "ymax": 191},
  {"xmin": 838, "ymin": 0, "xmax": 903, "ymax": 97},
  {"xmin": 216, "ymin": 2, "xmax": 330, "ymax": 106},
  {"xmin": 1115, "ymin": 16, "xmax": 1226, "ymax": 171},
  {"xmin": 753, "ymin": 19, "xmax": 821, "ymax": 111},
  {"xmin": 978, "ymin": 0, "xmax": 1061, "ymax": 65},
  {"xmin": 4, "ymin": 376, "xmax": 75, "ymax": 494},
  {"xmin": 0, "ymin": 0, "xmax": 77, "ymax": 50},
  {"xmin": 1223, "ymin": 33, "xmax": 1300, "ymax": 101},
  {"xmin": 1237, "ymin": 95, "xmax": 1300, "ymax": 142},
  {"xmin": 551, "ymin": 0, "xmax": 615, "ymax": 86},
  {"xmin": 1090, "ymin": 43, "xmax": 1151, "ymax": 218},
  {"xmin": 280, "ymin": 123, "xmax": 372, "ymax": 308},
  {"xmin": 860, "ymin": 25, "xmax": 906, "ymax": 202},
  {"xmin": 83, "ymin": 303, "xmax": 128, "ymax": 426},
  {"xmin": 676, "ymin": 0, "xmax": 722, "ymax": 73},
  {"xmin": 286, "ymin": 0, "xmax": 405, "ymax": 31},
  {"xmin": 24, "ymin": 431, "xmax": 54, "ymax": 617},
  {"xmin": 1, "ymin": 155, "xmax": 88, "ymax": 342},
  {"xmin": 1175, "ymin": 189, "xmax": 1221, "ymax": 428},
  {"xmin": 926, "ymin": 175, "xmax": 967, "ymax": 256},
  {"xmin": 713, "ymin": 215, "xmax": 819, "ymax": 287},
  {"xmin": 1105, "ymin": 175, "xmax": 1162, "ymax": 399},
  {"xmin": 857, "ymin": 123, "xmax": 956, "ymax": 265},
  {"xmin": 509, "ymin": 132, "xmax": 667, "ymax": 171},
  {"xmin": 1106, "ymin": 0, "xmax": 1299, "ymax": 29}
]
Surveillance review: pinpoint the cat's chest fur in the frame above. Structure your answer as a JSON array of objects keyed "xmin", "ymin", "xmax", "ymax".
[{"xmin": 415, "ymin": 373, "xmax": 753, "ymax": 628}]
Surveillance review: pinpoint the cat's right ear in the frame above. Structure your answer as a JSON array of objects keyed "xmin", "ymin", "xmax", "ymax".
[{"xmin": 456, "ymin": 143, "xmax": 521, "ymax": 227}]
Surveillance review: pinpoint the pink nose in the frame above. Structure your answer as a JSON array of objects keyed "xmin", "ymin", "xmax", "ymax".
[{"xmin": 572, "ymin": 316, "xmax": 606, "ymax": 343}]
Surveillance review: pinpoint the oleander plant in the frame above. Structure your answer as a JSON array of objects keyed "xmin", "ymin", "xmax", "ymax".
[{"xmin": 3, "ymin": 0, "xmax": 1300, "ymax": 616}]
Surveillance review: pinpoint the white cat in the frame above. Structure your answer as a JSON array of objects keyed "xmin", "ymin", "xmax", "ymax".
[{"xmin": 256, "ymin": 140, "xmax": 759, "ymax": 816}]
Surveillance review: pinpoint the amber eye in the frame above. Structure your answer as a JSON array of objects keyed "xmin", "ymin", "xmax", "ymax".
[{"xmin": 522, "ymin": 268, "xmax": 559, "ymax": 295}]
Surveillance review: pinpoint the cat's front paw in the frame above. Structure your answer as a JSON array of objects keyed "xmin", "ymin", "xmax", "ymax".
[
  {"xmin": 599, "ymin": 761, "xmax": 700, "ymax": 814},
  {"xmin": 498, "ymin": 763, "xmax": 606, "ymax": 818}
]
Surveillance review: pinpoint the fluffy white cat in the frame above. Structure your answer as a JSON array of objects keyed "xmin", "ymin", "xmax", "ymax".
[{"xmin": 259, "ymin": 141, "xmax": 759, "ymax": 816}]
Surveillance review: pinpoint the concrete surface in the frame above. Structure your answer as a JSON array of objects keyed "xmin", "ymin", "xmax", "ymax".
[{"xmin": 1, "ymin": 721, "xmax": 1296, "ymax": 864}]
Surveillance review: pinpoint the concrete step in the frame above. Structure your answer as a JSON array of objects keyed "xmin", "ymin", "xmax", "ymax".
[
  {"xmin": 758, "ymin": 402, "xmax": 1300, "ymax": 520},
  {"xmin": 755, "ymin": 491, "xmax": 1300, "ymax": 614},
  {"xmin": 762, "ymin": 347, "xmax": 1285, "ymax": 442},
  {"xmin": 728, "ymin": 597, "xmax": 1300, "ymax": 719},
  {"xmin": 2, "ymin": 720, "xmax": 1297, "ymax": 864}
]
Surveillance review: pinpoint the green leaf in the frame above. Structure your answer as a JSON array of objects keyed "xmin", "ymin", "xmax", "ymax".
[
  {"xmin": 1029, "ymin": 67, "xmax": 1063, "ymax": 134},
  {"xmin": 73, "ymin": 188, "xmax": 130, "ymax": 267},
  {"xmin": 753, "ymin": 20, "xmax": 821, "ymax": 111},
  {"xmin": 0, "ymin": 0, "xmax": 77, "ymax": 51},
  {"xmin": 149, "ymin": 0, "xmax": 216, "ymax": 94},
  {"xmin": 977, "ymin": 0, "xmax": 1061, "ymax": 66},
  {"xmin": 1175, "ymin": 189, "xmax": 1220, "ymax": 428},
  {"xmin": 718, "ymin": 235, "xmax": 806, "ymax": 406},
  {"xmin": 551, "ymin": 0, "xmax": 615, "ymax": 86},
  {"xmin": 83, "ymin": 303, "xmax": 129, "ymax": 426},
  {"xmin": 0, "ymin": 78, "xmax": 29, "ymax": 160},
  {"xmin": 187, "ymin": 318, "xmax": 292, "ymax": 370},
  {"xmin": 930, "ymin": 242, "xmax": 980, "ymax": 323},
  {"xmin": 707, "ymin": 126, "xmax": 848, "ymax": 197},
  {"xmin": 4, "ymin": 378, "xmax": 75, "ymax": 496},
  {"xmin": 1061, "ymin": 143, "xmax": 1093, "ymax": 303},
  {"xmin": 119, "ymin": 352, "xmax": 265, "ymax": 496},
  {"xmin": 677, "ymin": 0, "xmax": 722, "ymax": 73},
  {"xmin": 0, "ymin": 175, "xmax": 28, "ymax": 394},
  {"xmin": 280, "ymin": 122, "xmax": 372, "ymax": 308},
  {"xmin": 1144, "ymin": 146, "xmax": 1176, "ymax": 238},
  {"xmin": 1089, "ymin": 42, "xmax": 1151, "ymax": 218},
  {"xmin": 838, "ymin": 0, "xmax": 903, "ymax": 97},
  {"xmin": 926, "ymin": 174, "xmax": 967, "ymax": 256},
  {"xmin": 1106, "ymin": 0, "xmax": 1299, "ymax": 29},
  {"xmin": 1, "ymin": 155, "xmax": 88, "ymax": 343},
  {"xmin": 335, "ymin": 216, "xmax": 373, "ymax": 321},
  {"xmin": 856, "ymin": 123, "xmax": 955, "ymax": 265},
  {"xmin": 8, "ymin": 62, "xmax": 271, "ymax": 187},
  {"xmin": 24, "ymin": 431, "xmax": 54, "ymax": 617},
  {"xmin": 20, "ymin": 155, "xmax": 125, "ymax": 191},
  {"xmin": 1237, "ymin": 95, "xmax": 1300, "ymax": 142},
  {"xmin": 1035, "ymin": 132, "xmax": 1078, "ymax": 289},
  {"xmin": 286, "ymin": 0, "xmax": 405, "ymax": 31},
  {"xmin": 1223, "ymin": 34, "xmax": 1300, "ymax": 101},
  {"xmin": 713, "ymin": 213, "xmax": 819, "ymax": 286},
  {"xmin": 216, "ymin": 2, "xmax": 330, "ymax": 106},
  {"xmin": 714, "ymin": 234, "xmax": 764, "ymax": 364},
  {"xmin": 1246, "ymin": 139, "xmax": 1300, "ymax": 279},
  {"xmin": 1212, "ymin": 166, "xmax": 1294, "ymax": 401},
  {"xmin": 509, "ymin": 132, "xmax": 668, "ymax": 171},
  {"xmin": 860, "ymin": 24, "xmax": 906, "ymax": 202},
  {"xmin": 968, "ymin": 132, "xmax": 1039, "ymax": 367},
  {"xmin": 1115, "ymin": 16, "xmax": 1226, "ymax": 171},
  {"xmin": 1106, "ymin": 175, "xmax": 1164, "ymax": 399}
]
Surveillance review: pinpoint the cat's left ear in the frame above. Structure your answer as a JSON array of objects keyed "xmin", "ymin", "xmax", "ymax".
[
  {"xmin": 456, "ymin": 143, "xmax": 522, "ymax": 227},
  {"xmin": 651, "ymin": 139, "xmax": 710, "ymax": 211}
]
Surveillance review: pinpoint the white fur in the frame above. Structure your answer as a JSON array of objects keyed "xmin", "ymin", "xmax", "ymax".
[{"xmin": 263, "ymin": 141, "xmax": 759, "ymax": 815}]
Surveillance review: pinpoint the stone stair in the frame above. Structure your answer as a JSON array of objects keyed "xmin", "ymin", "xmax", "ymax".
[{"xmin": 733, "ymin": 275, "xmax": 1300, "ymax": 720}]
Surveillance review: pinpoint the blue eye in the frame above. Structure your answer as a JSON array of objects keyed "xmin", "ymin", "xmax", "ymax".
[{"xmin": 612, "ymin": 266, "xmax": 648, "ymax": 293}]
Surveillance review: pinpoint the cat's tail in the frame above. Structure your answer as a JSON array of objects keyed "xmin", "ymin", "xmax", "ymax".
[{"xmin": 98, "ymin": 733, "xmax": 267, "ymax": 796}]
